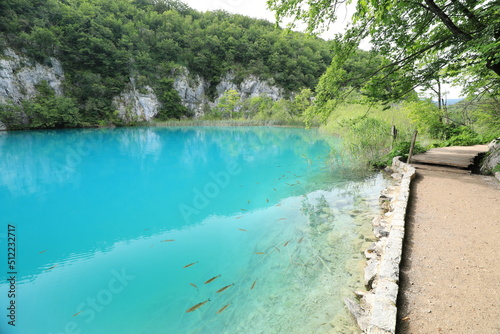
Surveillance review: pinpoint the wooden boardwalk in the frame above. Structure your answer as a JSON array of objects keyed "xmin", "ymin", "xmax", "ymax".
[{"xmin": 410, "ymin": 145, "xmax": 488, "ymax": 170}]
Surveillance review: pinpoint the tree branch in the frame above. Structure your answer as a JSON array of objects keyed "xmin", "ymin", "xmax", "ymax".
[
  {"xmin": 423, "ymin": 0, "xmax": 473, "ymax": 41},
  {"xmin": 449, "ymin": 0, "xmax": 485, "ymax": 31},
  {"xmin": 365, "ymin": 37, "xmax": 450, "ymax": 80}
]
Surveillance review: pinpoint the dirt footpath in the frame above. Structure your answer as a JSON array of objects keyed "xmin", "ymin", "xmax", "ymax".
[{"xmin": 396, "ymin": 167, "xmax": 500, "ymax": 333}]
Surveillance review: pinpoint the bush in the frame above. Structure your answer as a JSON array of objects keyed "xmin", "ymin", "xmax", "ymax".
[
  {"xmin": 0, "ymin": 81, "xmax": 83, "ymax": 129},
  {"xmin": 0, "ymin": 103, "xmax": 26, "ymax": 130},
  {"xmin": 375, "ymin": 141, "xmax": 427, "ymax": 167},
  {"xmin": 155, "ymin": 78, "xmax": 191, "ymax": 120},
  {"xmin": 441, "ymin": 126, "xmax": 484, "ymax": 146}
]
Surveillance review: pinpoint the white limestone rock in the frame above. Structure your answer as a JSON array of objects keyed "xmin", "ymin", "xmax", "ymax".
[
  {"xmin": 0, "ymin": 48, "xmax": 64, "ymax": 105},
  {"xmin": 481, "ymin": 138, "xmax": 500, "ymax": 174},
  {"xmin": 113, "ymin": 84, "xmax": 160, "ymax": 122},
  {"xmin": 172, "ymin": 67, "xmax": 284, "ymax": 117}
]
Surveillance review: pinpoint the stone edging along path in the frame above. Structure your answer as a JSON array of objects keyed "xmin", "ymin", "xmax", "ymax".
[{"xmin": 345, "ymin": 157, "xmax": 416, "ymax": 334}]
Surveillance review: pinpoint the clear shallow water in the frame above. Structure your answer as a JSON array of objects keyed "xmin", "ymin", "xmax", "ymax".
[{"xmin": 0, "ymin": 126, "xmax": 390, "ymax": 334}]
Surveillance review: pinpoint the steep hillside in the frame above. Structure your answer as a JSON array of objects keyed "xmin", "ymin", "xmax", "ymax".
[{"xmin": 0, "ymin": 0, "xmax": 333, "ymax": 129}]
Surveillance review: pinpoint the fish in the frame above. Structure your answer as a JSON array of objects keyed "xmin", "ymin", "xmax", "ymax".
[
  {"xmin": 254, "ymin": 252, "xmax": 266, "ymax": 255},
  {"xmin": 186, "ymin": 299, "xmax": 211, "ymax": 313},
  {"xmin": 250, "ymin": 280, "xmax": 257, "ymax": 290},
  {"xmin": 204, "ymin": 275, "xmax": 221, "ymax": 284},
  {"xmin": 235, "ymin": 216, "xmax": 243, "ymax": 219},
  {"xmin": 217, "ymin": 304, "xmax": 231, "ymax": 314},
  {"xmin": 273, "ymin": 188, "xmax": 277, "ymax": 191},
  {"xmin": 183, "ymin": 261, "xmax": 199, "ymax": 268},
  {"xmin": 45, "ymin": 264, "xmax": 58, "ymax": 271},
  {"xmin": 216, "ymin": 283, "xmax": 235, "ymax": 293},
  {"xmin": 275, "ymin": 203, "xmax": 282, "ymax": 207},
  {"xmin": 286, "ymin": 171, "xmax": 291, "ymax": 173},
  {"xmin": 283, "ymin": 240, "xmax": 290, "ymax": 247},
  {"xmin": 143, "ymin": 228, "xmax": 151, "ymax": 231},
  {"xmin": 277, "ymin": 218, "xmax": 287, "ymax": 221},
  {"xmin": 266, "ymin": 199, "xmax": 269, "ymax": 202},
  {"xmin": 189, "ymin": 283, "xmax": 198, "ymax": 290},
  {"xmin": 238, "ymin": 228, "xmax": 248, "ymax": 232},
  {"xmin": 274, "ymin": 247, "xmax": 281, "ymax": 252},
  {"xmin": 161, "ymin": 239, "xmax": 175, "ymax": 242},
  {"xmin": 240, "ymin": 209, "xmax": 247, "ymax": 212},
  {"xmin": 247, "ymin": 200, "xmax": 251, "ymax": 204},
  {"xmin": 38, "ymin": 250, "xmax": 47, "ymax": 254},
  {"xmin": 298, "ymin": 237, "xmax": 304, "ymax": 244},
  {"xmin": 72, "ymin": 311, "xmax": 84, "ymax": 317}
]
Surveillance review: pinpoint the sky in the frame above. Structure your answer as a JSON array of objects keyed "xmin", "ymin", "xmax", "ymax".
[
  {"xmin": 182, "ymin": 0, "xmax": 352, "ymax": 39},
  {"xmin": 183, "ymin": 0, "xmax": 275, "ymax": 21},
  {"xmin": 182, "ymin": 0, "xmax": 463, "ymax": 99}
]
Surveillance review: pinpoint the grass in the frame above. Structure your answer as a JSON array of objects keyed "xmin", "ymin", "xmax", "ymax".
[{"xmin": 149, "ymin": 119, "xmax": 309, "ymax": 127}]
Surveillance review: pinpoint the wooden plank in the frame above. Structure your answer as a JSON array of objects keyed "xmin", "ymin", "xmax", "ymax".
[{"xmin": 411, "ymin": 145, "xmax": 488, "ymax": 169}]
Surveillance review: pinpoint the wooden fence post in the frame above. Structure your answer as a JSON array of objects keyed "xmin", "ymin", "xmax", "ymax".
[
  {"xmin": 407, "ymin": 130, "xmax": 418, "ymax": 164},
  {"xmin": 391, "ymin": 125, "xmax": 398, "ymax": 150}
]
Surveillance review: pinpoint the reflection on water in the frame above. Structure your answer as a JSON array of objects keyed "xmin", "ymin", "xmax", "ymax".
[{"xmin": 0, "ymin": 127, "xmax": 390, "ymax": 334}]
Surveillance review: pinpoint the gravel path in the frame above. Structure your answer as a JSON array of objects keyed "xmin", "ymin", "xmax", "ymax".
[{"xmin": 396, "ymin": 166, "xmax": 500, "ymax": 333}]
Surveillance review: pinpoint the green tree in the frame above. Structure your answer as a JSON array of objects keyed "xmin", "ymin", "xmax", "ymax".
[
  {"xmin": 240, "ymin": 95, "xmax": 275, "ymax": 118},
  {"xmin": 268, "ymin": 0, "xmax": 500, "ymax": 99},
  {"xmin": 1, "ymin": 0, "xmax": 337, "ymax": 127},
  {"xmin": 0, "ymin": 81, "xmax": 83, "ymax": 129},
  {"xmin": 212, "ymin": 89, "xmax": 241, "ymax": 119},
  {"xmin": 156, "ymin": 78, "xmax": 189, "ymax": 120}
]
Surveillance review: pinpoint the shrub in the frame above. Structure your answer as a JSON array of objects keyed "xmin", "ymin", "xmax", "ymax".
[
  {"xmin": 375, "ymin": 141, "xmax": 427, "ymax": 167},
  {"xmin": 441, "ymin": 126, "xmax": 484, "ymax": 146}
]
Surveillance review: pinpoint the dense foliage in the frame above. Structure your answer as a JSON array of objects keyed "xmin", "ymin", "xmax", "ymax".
[
  {"xmin": 269, "ymin": 0, "xmax": 500, "ymax": 101},
  {"xmin": 268, "ymin": 0, "xmax": 499, "ymax": 169},
  {"xmin": 0, "ymin": 0, "xmax": 333, "ymax": 128}
]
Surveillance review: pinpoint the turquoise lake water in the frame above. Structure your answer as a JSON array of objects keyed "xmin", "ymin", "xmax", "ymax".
[{"xmin": 0, "ymin": 126, "xmax": 390, "ymax": 334}]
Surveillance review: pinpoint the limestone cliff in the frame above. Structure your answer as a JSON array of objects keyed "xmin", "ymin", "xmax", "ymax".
[
  {"xmin": 0, "ymin": 48, "xmax": 286, "ymax": 127},
  {"xmin": 174, "ymin": 67, "xmax": 283, "ymax": 117},
  {"xmin": 113, "ymin": 79, "xmax": 161, "ymax": 122},
  {"xmin": 0, "ymin": 48, "xmax": 65, "ymax": 129}
]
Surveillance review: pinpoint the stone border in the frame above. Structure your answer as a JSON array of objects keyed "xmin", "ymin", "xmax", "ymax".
[{"xmin": 345, "ymin": 157, "xmax": 416, "ymax": 334}]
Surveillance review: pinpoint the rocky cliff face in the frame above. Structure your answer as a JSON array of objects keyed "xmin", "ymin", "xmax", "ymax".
[
  {"xmin": 0, "ymin": 49, "xmax": 65, "ymax": 104},
  {"xmin": 174, "ymin": 68, "xmax": 284, "ymax": 117},
  {"xmin": 0, "ymin": 49, "xmax": 285, "ymax": 127},
  {"xmin": 0, "ymin": 48, "xmax": 65, "ymax": 129},
  {"xmin": 113, "ymin": 79, "xmax": 161, "ymax": 122}
]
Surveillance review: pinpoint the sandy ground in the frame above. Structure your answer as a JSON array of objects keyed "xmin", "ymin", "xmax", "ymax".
[{"xmin": 396, "ymin": 166, "xmax": 500, "ymax": 334}]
